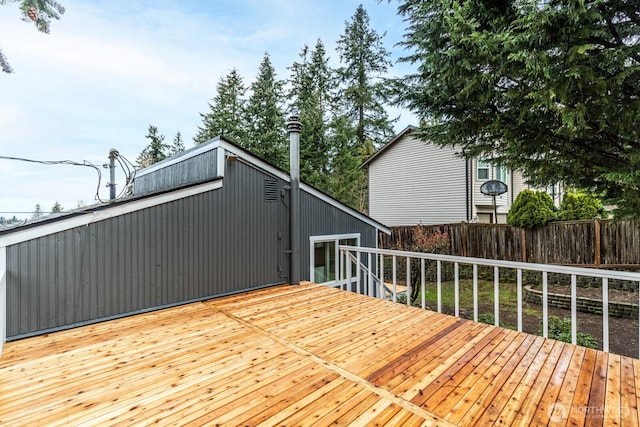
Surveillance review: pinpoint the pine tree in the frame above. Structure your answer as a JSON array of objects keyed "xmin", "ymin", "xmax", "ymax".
[
  {"xmin": 136, "ymin": 125, "xmax": 168, "ymax": 168},
  {"xmin": 396, "ymin": 0, "xmax": 640, "ymax": 218},
  {"xmin": 32, "ymin": 203, "xmax": 43, "ymax": 220},
  {"xmin": 331, "ymin": 5, "xmax": 396, "ymax": 210},
  {"xmin": 243, "ymin": 53, "xmax": 287, "ymax": 168},
  {"xmin": 288, "ymin": 39, "xmax": 335, "ymax": 192},
  {"xmin": 336, "ymin": 5, "xmax": 395, "ymax": 152},
  {"xmin": 51, "ymin": 201, "xmax": 63, "ymax": 213},
  {"xmin": 170, "ymin": 131, "xmax": 184, "ymax": 155},
  {"xmin": 193, "ymin": 68, "xmax": 246, "ymax": 144},
  {"xmin": 326, "ymin": 115, "xmax": 367, "ymax": 210}
]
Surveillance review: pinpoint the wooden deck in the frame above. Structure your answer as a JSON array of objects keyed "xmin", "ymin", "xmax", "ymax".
[{"xmin": 1, "ymin": 283, "xmax": 639, "ymax": 426}]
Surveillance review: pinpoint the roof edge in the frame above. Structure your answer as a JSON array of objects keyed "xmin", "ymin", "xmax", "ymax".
[{"xmin": 361, "ymin": 125, "xmax": 418, "ymax": 168}]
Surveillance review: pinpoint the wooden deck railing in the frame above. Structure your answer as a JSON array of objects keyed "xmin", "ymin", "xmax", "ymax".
[{"xmin": 338, "ymin": 245, "xmax": 640, "ymax": 358}]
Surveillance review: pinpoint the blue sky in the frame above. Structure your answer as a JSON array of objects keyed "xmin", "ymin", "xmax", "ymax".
[{"xmin": 0, "ymin": 0, "xmax": 414, "ymax": 217}]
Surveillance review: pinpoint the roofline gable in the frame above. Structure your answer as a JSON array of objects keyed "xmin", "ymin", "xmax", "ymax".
[
  {"xmin": 1, "ymin": 137, "xmax": 390, "ymax": 243},
  {"xmin": 361, "ymin": 125, "xmax": 418, "ymax": 168}
]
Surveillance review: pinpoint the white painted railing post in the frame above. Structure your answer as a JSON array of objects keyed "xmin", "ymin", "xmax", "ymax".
[
  {"xmin": 421, "ymin": 259, "xmax": 426, "ymax": 310},
  {"xmin": 337, "ymin": 245, "xmax": 640, "ymax": 357},
  {"xmin": 517, "ymin": 269, "xmax": 523, "ymax": 332},
  {"xmin": 454, "ymin": 262, "xmax": 460, "ymax": 317},
  {"xmin": 602, "ymin": 278, "xmax": 609, "ymax": 353},
  {"xmin": 494, "ymin": 266, "xmax": 500, "ymax": 327},
  {"xmin": 437, "ymin": 260, "xmax": 442, "ymax": 313},
  {"xmin": 392, "ymin": 255, "xmax": 397, "ymax": 303},
  {"xmin": 542, "ymin": 272, "xmax": 548, "ymax": 338},
  {"xmin": 379, "ymin": 254, "xmax": 384, "ymax": 300},
  {"xmin": 571, "ymin": 274, "xmax": 577, "ymax": 345},
  {"xmin": 0, "ymin": 247, "xmax": 6, "ymax": 359},
  {"xmin": 406, "ymin": 257, "xmax": 411, "ymax": 306},
  {"xmin": 346, "ymin": 251, "xmax": 352, "ymax": 293},
  {"xmin": 367, "ymin": 252, "xmax": 373, "ymax": 297},
  {"xmin": 473, "ymin": 264, "xmax": 478, "ymax": 322}
]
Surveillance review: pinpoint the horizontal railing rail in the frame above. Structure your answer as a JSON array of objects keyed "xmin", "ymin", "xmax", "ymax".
[{"xmin": 338, "ymin": 245, "xmax": 640, "ymax": 358}]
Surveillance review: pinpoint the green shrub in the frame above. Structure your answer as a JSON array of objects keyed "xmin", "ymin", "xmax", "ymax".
[
  {"xmin": 507, "ymin": 189, "xmax": 557, "ymax": 229},
  {"xmin": 542, "ymin": 316, "xmax": 597, "ymax": 349},
  {"xmin": 559, "ymin": 190, "xmax": 608, "ymax": 220}
]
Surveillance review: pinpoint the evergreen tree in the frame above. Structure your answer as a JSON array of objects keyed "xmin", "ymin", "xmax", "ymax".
[
  {"xmin": 1, "ymin": 0, "xmax": 65, "ymax": 73},
  {"xmin": 331, "ymin": 5, "xmax": 396, "ymax": 210},
  {"xmin": 170, "ymin": 131, "xmax": 185, "ymax": 155},
  {"xmin": 243, "ymin": 53, "xmax": 287, "ymax": 168},
  {"xmin": 193, "ymin": 68, "xmax": 246, "ymax": 144},
  {"xmin": 288, "ymin": 39, "xmax": 335, "ymax": 191},
  {"xmin": 32, "ymin": 203, "xmax": 43, "ymax": 220},
  {"xmin": 136, "ymin": 125, "xmax": 168, "ymax": 168},
  {"xmin": 396, "ymin": 0, "xmax": 640, "ymax": 218},
  {"xmin": 326, "ymin": 115, "xmax": 368, "ymax": 210},
  {"xmin": 336, "ymin": 5, "xmax": 395, "ymax": 152},
  {"xmin": 51, "ymin": 201, "xmax": 63, "ymax": 213}
]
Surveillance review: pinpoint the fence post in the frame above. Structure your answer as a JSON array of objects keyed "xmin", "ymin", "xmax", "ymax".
[
  {"xmin": 520, "ymin": 228, "xmax": 527, "ymax": 263},
  {"xmin": 461, "ymin": 222, "xmax": 467, "ymax": 257}
]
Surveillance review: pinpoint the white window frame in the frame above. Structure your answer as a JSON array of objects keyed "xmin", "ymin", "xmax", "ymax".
[
  {"xmin": 309, "ymin": 233, "xmax": 360, "ymax": 287},
  {"xmin": 496, "ymin": 165, "xmax": 508, "ymax": 183},
  {"xmin": 477, "ymin": 158, "xmax": 490, "ymax": 180}
]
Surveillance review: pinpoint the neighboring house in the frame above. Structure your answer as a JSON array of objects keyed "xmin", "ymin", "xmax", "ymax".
[
  {"xmin": 0, "ymin": 136, "xmax": 389, "ymax": 345},
  {"xmin": 363, "ymin": 126, "xmax": 542, "ymax": 226}
]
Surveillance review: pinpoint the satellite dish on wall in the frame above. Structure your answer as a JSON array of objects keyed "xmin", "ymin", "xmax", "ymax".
[{"xmin": 480, "ymin": 180, "xmax": 508, "ymax": 224}]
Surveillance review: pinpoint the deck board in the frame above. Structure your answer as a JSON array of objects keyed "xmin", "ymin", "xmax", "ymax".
[{"xmin": 1, "ymin": 283, "xmax": 639, "ymax": 426}]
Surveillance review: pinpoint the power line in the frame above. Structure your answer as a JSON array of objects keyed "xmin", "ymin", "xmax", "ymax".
[{"xmin": 0, "ymin": 155, "xmax": 104, "ymax": 203}]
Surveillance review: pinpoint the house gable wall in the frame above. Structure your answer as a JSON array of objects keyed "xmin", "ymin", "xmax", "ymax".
[
  {"xmin": 5, "ymin": 161, "xmax": 289, "ymax": 339},
  {"xmin": 368, "ymin": 134, "xmax": 468, "ymax": 226}
]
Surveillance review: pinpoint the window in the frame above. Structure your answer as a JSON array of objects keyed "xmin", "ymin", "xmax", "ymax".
[
  {"xmin": 496, "ymin": 165, "xmax": 508, "ymax": 183},
  {"xmin": 477, "ymin": 158, "xmax": 490, "ymax": 180},
  {"xmin": 310, "ymin": 234, "xmax": 360, "ymax": 286}
]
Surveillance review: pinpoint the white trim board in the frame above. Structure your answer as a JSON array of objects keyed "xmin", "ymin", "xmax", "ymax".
[
  {"xmin": 0, "ymin": 180, "xmax": 223, "ymax": 248},
  {"xmin": 135, "ymin": 138, "xmax": 223, "ymax": 178}
]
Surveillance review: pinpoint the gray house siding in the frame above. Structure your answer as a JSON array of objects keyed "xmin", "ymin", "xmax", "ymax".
[
  {"xmin": 134, "ymin": 148, "xmax": 218, "ymax": 194},
  {"xmin": 2, "ymin": 138, "xmax": 388, "ymax": 344},
  {"xmin": 299, "ymin": 191, "xmax": 378, "ymax": 280},
  {"xmin": 5, "ymin": 161, "xmax": 289, "ymax": 339}
]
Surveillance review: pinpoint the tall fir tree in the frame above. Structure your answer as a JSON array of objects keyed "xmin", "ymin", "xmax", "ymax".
[
  {"xmin": 170, "ymin": 131, "xmax": 185, "ymax": 155},
  {"xmin": 51, "ymin": 201, "xmax": 63, "ymax": 213},
  {"xmin": 336, "ymin": 5, "xmax": 395, "ymax": 152},
  {"xmin": 288, "ymin": 39, "xmax": 335, "ymax": 192},
  {"xmin": 136, "ymin": 125, "xmax": 169, "ymax": 168},
  {"xmin": 243, "ymin": 53, "xmax": 287, "ymax": 168},
  {"xmin": 396, "ymin": 0, "xmax": 640, "ymax": 218},
  {"xmin": 32, "ymin": 203, "xmax": 43, "ymax": 220},
  {"xmin": 193, "ymin": 68, "xmax": 246, "ymax": 144},
  {"xmin": 326, "ymin": 115, "xmax": 365, "ymax": 210},
  {"xmin": 332, "ymin": 5, "xmax": 395, "ymax": 210}
]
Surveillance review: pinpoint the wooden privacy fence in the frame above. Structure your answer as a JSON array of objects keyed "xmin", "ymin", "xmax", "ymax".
[{"xmin": 380, "ymin": 219, "xmax": 640, "ymax": 268}]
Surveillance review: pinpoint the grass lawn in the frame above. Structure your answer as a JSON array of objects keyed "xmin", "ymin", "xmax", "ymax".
[{"xmin": 411, "ymin": 279, "xmax": 537, "ymax": 328}]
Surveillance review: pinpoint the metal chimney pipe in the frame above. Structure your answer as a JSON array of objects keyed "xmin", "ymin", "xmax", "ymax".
[
  {"xmin": 108, "ymin": 149, "xmax": 118, "ymax": 201},
  {"xmin": 287, "ymin": 113, "xmax": 302, "ymax": 285}
]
